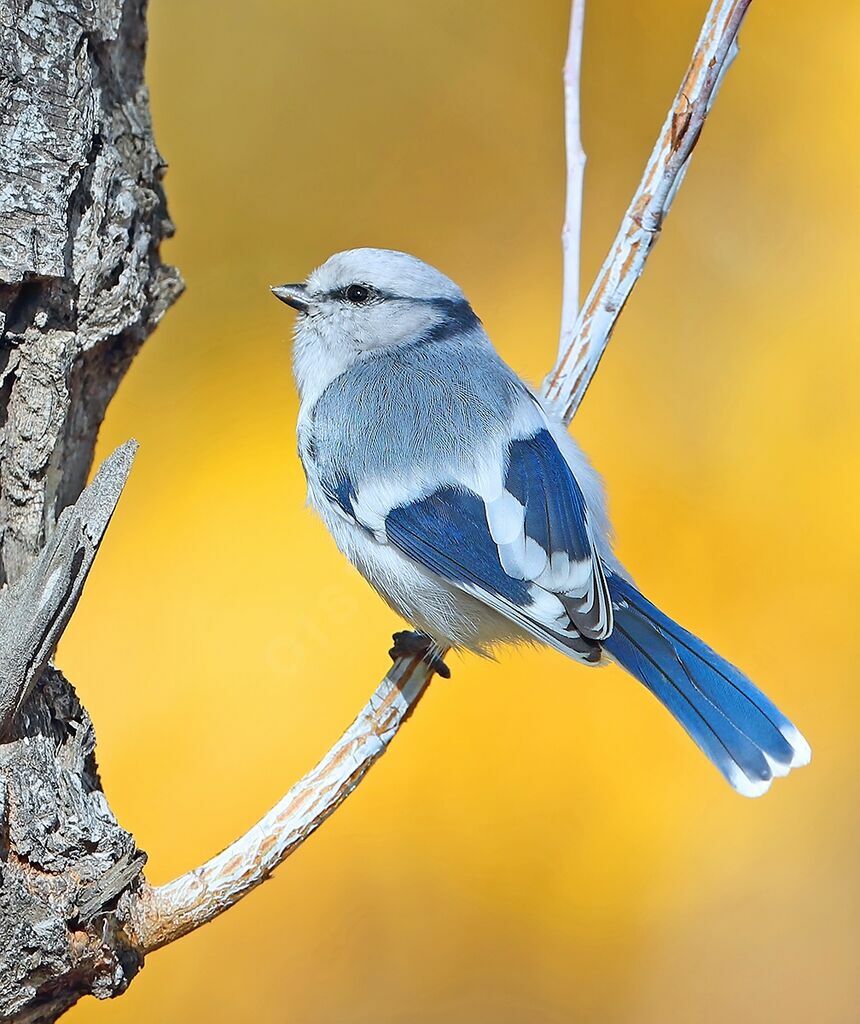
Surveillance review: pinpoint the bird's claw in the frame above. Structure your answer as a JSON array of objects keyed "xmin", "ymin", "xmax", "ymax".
[{"xmin": 389, "ymin": 630, "xmax": 451, "ymax": 679}]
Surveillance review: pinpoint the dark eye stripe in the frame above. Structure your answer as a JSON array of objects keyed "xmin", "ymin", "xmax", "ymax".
[
  {"xmin": 329, "ymin": 284, "xmax": 374, "ymax": 303},
  {"xmin": 325, "ymin": 288, "xmax": 478, "ymax": 325}
]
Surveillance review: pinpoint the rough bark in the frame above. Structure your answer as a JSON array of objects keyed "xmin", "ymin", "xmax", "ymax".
[
  {"xmin": 0, "ymin": 0, "xmax": 182, "ymax": 584},
  {"xmin": 0, "ymin": 668, "xmax": 146, "ymax": 1023},
  {"xmin": 0, "ymin": 0, "xmax": 180, "ymax": 1018}
]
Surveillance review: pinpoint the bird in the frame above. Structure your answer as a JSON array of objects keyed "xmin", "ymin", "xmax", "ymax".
[{"xmin": 272, "ymin": 247, "xmax": 810, "ymax": 797}]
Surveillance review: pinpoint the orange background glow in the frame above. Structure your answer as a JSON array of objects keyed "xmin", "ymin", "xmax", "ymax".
[{"xmin": 65, "ymin": 1, "xmax": 858, "ymax": 1021}]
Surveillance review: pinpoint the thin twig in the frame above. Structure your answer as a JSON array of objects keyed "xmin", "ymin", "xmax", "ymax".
[
  {"xmin": 543, "ymin": 0, "xmax": 752, "ymax": 424},
  {"xmin": 558, "ymin": 0, "xmax": 587, "ymax": 362},
  {"xmin": 132, "ymin": 0, "xmax": 752, "ymax": 953},
  {"xmin": 132, "ymin": 653, "xmax": 434, "ymax": 952}
]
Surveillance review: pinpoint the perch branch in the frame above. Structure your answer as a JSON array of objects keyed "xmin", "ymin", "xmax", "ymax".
[
  {"xmin": 542, "ymin": 0, "xmax": 752, "ymax": 421},
  {"xmin": 131, "ymin": 0, "xmax": 750, "ymax": 955},
  {"xmin": 132, "ymin": 653, "xmax": 434, "ymax": 952},
  {"xmin": 557, "ymin": 0, "xmax": 587, "ymax": 360},
  {"xmin": 0, "ymin": 441, "xmax": 137, "ymax": 736}
]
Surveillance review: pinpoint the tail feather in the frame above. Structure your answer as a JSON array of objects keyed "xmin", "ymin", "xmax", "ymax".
[{"xmin": 603, "ymin": 572, "xmax": 811, "ymax": 797}]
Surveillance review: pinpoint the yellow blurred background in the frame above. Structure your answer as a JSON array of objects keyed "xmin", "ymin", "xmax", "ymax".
[{"xmin": 63, "ymin": 1, "xmax": 859, "ymax": 1021}]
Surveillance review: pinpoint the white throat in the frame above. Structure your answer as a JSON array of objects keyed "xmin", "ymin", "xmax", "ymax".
[{"xmin": 292, "ymin": 328, "xmax": 355, "ymax": 413}]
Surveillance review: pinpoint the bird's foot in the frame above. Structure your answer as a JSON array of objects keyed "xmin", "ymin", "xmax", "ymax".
[{"xmin": 389, "ymin": 630, "xmax": 451, "ymax": 679}]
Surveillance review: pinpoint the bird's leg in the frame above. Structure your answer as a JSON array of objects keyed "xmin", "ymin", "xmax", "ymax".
[{"xmin": 389, "ymin": 630, "xmax": 452, "ymax": 679}]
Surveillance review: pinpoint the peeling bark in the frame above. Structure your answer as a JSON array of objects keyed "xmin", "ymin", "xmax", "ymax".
[
  {"xmin": 0, "ymin": 441, "xmax": 137, "ymax": 738},
  {"xmin": 0, "ymin": 0, "xmax": 180, "ymax": 1018}
]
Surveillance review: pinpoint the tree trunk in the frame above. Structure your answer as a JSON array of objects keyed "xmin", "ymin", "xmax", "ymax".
[{"xmin": 0, "ymin": 0, "xmax": 181, "ymax": 1018}]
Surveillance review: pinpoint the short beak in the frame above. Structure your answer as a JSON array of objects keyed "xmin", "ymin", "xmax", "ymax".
[{"xmin": 271, "ymin": 283, "xmax": 311, "ymax": 312}]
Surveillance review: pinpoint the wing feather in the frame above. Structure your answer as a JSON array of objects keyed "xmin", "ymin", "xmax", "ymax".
[{"xmin": 314, "ymin": 387, "xmax": 612, "ymax": 649}]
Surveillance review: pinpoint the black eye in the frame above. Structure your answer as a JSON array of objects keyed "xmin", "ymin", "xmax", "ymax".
[{"xmin": 345, "ymin": 284, "xmax": 370, "ymax": 304}]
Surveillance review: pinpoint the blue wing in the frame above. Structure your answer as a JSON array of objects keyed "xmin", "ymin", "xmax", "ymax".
[
  {"xmin": 311, "ymin": 379, "xmax": 613, "ymax": 653},
  {"xmin": 378, "ymin": 421, "xmax": 612, "ymax": 652},
  {"xmin": 489, "ymin": 428, "xmax": 611, "ymax": 638},
  {"xmin": 385, "ymin": 482, "xmax": 603, "ymax": 662}
]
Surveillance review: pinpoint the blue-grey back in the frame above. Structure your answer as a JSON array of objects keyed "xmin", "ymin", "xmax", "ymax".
[{"xmin": 305, "ymin": 332, "xmax": 525, "ymax": 487}]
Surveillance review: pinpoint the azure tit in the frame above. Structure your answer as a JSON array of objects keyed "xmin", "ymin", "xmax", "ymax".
[{"xmin": 272, "ymin": 248, "xmax": 810, "ymax": 797}]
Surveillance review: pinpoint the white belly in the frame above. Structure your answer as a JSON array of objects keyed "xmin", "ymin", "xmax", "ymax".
[{"xmin": 309, "ymin": 482, "xmax": 528, "ymax": 654}]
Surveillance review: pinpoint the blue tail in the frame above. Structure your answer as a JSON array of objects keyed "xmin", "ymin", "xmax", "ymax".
[{"xmin": 603, "ymin": 572, "xmax": 810, "ymax": 796}]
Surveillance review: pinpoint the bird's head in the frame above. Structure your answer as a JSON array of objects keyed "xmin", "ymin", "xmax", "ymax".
[{"xmin": 272, "ymin": 248, "xmax": 479, "ymax": 403}]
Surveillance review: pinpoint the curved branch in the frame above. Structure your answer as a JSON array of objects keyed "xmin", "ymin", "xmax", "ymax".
[
  {"xmin": 131, "ymin": 0, "xmax": 752, "ymax": 956},
  {"xmin": 132, "ymin": 652, "xmax": 435, "ymax": 952},
  {"xmin": 543, "ymin": 0, "xmax": 752, "ymax": 421}
]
